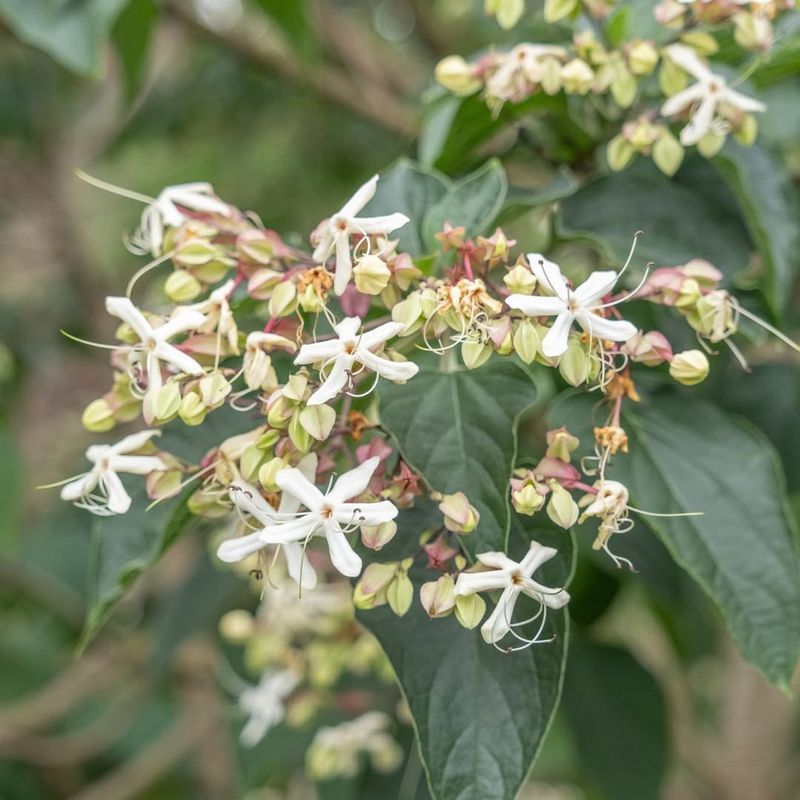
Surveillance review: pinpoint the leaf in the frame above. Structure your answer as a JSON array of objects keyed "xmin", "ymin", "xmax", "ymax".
[
  {"xmin": 252, "ymin": 0, "xmax": 314, "ymax": 56},
  {"xmin": 495, "ymin": 170, "xmax": 578, "ymax": 227},
  {"xmin": 422, "ymin": 161, "xmax": 508, "ymax": 253},
  {"xmin": 0, "ymin": 420, "xmax": 21, "ymax": 553},
  {"xmin": 550, "ymin": 391, "xmax": 800, "ymax": 688},
  {"xmin": 563, "ymin": 639, "xmax": 668, "ymax": 800},
  {"xmin": 378, "ymin": 357, "xmax": 537, "ymax": 556},
  {"xmin": 0, "ymin": 0, "xmax": 130, "ymax": 77},
  {"xmin": 713, "ymin": 141, "xmax": 800, "ymax": 316},
  {"xmin": 559, "ymin": 162, "xmax": 751, "ymax": 279},
  {"xmin": 111, "ymin": 0, "xmax": 158, "ymax": 97},
  {"xmin": 362, "ymin": 159, "xmax": 451, "ymax": 257},
  {"xmin": 81, "ymin": 407, "xmax": 255, "ymax": 645},
  {"xmin": 358, "ymin": 509, "xmax": 574, "ymax": 800}
]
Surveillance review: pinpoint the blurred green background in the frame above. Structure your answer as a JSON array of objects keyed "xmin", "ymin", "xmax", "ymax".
[{"xmin": 1, "ymin": 2, "xmax": 799, "ymax": 800}]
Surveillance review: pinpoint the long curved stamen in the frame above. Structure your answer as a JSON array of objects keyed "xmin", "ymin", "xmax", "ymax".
[
  {"xmin": 734, "ymin": 302, "xmax": 800, "ymax": 354},
  {"xmin": 593, "ymin": 263, "xmax": 653, "ymax": 310},
  {"xmin": 74, "ymin": 170, "xmax": 156, "ymax": 205},
  {"xmin": 60, "ymin": 330, "xmax": 137, "ymax": 351},
  {"xmin": 126, "ymin": 250, "xmax": 177, "ymax": 298}
]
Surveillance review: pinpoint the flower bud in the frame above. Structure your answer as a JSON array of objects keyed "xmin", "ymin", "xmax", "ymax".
[
  {"xmin": 165, "ymin": 270, "xmax": 203, "ymax": 302},
  {"xmin": 547, "ymin": 482, "xmax": 579, "ymax": 529},
  {"xmin": 199, "ymin": 371, "xmax": 231, "ymax": 408},
  {"xmin": 546, "ymin": 427, "xmax": 580, "ymax": 462},
  {"xmin": 669, "ymin": 349, "xmax": 710, "ymax": 386},
  {"xmin": 353, "ymin": 562, "xmax": 397, "ymax": 609},
  {"xmin": 561, "ymin": 59, "xmax": 594, "ymax": 94},
  {"xmin": 610, "ymin": 67, "xmax": 637, "ymax": 108},
  {"xmin": 153, "ymin": 381, "xmax": 182, "ymax": 421},
  {"xmin": 679, "ymin": 31, "xmax": 719, "ymax": 56},
  {"xmin": 239, "ymin": 444, "xmax": 265, "ymax": 482},
  {"xmin": 299, "ymin": 403, "xmax": 336, "ymax": 441},
  {"xmin": 267, "ymin": 395, "xmax": 293, "ymax": 429},
  {"xmin": 559, "ymin": 337, "xmax": 591, "ymax": 386},
  {"xmin": 237, "ymin": 229, "xmax": 275, "ymax": 265},
  {"xmin": 218, "ymin": 609, "xmax": 254, "ymax": 643},
  {"xmin": 391, "ymin": 292, "xmax": 424, "ymax": 335},
  {"xmin": 247, "ymin": 268, "xmax": 282, "ymax": 300},
  {"xmin": 268, "ymin": 280, "xmax": 297, "ymax": 318},
  {"xmin": 361, "ymin": 520, "xmax": 398, "ymax": 551},
  {"xmin": 541, "ymin": 56, "xmax": 563, "ymax": 95},
  {"xmin": 486, "ymin": 0, "xmax": 525, "ymax": 29},
  {"xmin": 283, "ymin": 373, "xmax": 309, "ymax": 403},
  {"xmin": 734, "ymin": 114, "xmax": 758, "ymax": 147},
  {"xmin": 623, "ymin": 330, "xmax": 673, "ymax": 366},
  {"xmin": 504, "ymin": 263, "xmax": 536, "ymax": 295},
  {"xmin": 734, "ymin": 12, "xmax": 772, "ymax": 51},
  {"xmin": 544, "ymin": 0, "xmax": 578, "ymax": 22},
  {"xmin": 353, "ymin": 255, "xmax": 391, "ymax": 295},
  {"xmin": 652, "ymin": 131, "xmax": 684, "ymax": 177},
  {"xmin": 435, "ymin": 55, "xmax": 482, "ymax": 96},
  {"xmin": 674, "ymin": 277, "xmax": 701, "ymax": 310},
  {"xmin": 258, "ymin": 456, "xmax": 285, "ymax": 491},
  {"xmin": 174, "ymin": 238, "xmax": 217, "ymax": 267},
  {"xmin": 298, "ymin": 284, "xmax": 324, "ymax": 313},
  {"xmin": 420, "ymin": 574, "xmax": 457, "ymax": 618},
  {"xmin": 697, "ymin": 132, "xmax": 725, "ymax": 158},
  {"xmin": 628, "ymin": 40, "xmax": 659, "ymax": 75},
  {"xmin": 461, "ymin": 339, "xmax": 493, "ymax": 370},
  {"xmin": 387, "ymin": 571, "xmax": 414, "ymax": 617},
  {"xmin": 439, "ymin": 491, "xmax": 480, "ymax": 534},
  {"xmin": 607, "ymin": 135, "xmax": 636, "ymax": 172},
  {"xmin": 659, "ymin": 57, "xmax": 688, "ymax": 97},
  {"xmin": 179, "ymin": 391, "xmax": 207, "ymax": 426},
  {"xmin": 512, "ymin": 483, "xmax": 545, "ymax": 516},
  {"xmin": 187, "ymin": 486, "xmax": 230, "ymax": 518},
  {"xmin": 513, "ymin": 319, "xmax": 540, "ymax": 365},
  {"xmin": 146, "ymin": 467, "xmax": 182, "ymax": 502},
  {"xmin": 288, "ymin": 412, "xmax": 312, "ymax": 453},
  {"xmin": 82, "ymin": 398, "xmax": 115, "ymax": 432},
  {"xmin": 455, "ymin": 593, "xmax": 486, "ymax": 629}
]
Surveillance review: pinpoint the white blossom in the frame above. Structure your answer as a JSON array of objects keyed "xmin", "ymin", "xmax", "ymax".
[{"xmin": 238, "ymin": 669, "xmax": 299, "ymax": 747}]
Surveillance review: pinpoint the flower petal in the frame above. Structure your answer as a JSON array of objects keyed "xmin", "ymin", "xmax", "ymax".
[
  {"xmin": 339, "ymin": 174, "xmax": 379, "ymax": 218},
  {"xmin": 153, "ymin": 341, "xmax": 205, "ymax": 376},
  {"xmin": 278, "ymin": 453, "xmax": 318, "ymax": 515},
  {"xmin": 109, "ymin": 429, "xmax": 161, "ymax": 454},
  {"xmin": 664, "ymin": 44, "xmax": 711, "ymax": 82},
  {"xmin": 294, "ymin": 339, "xmax": 343, "ymax": 365},
  {"xmin": 156, "ymin": 309, "xmax": 208, "ymax": 340},
  {"xmin": 505, "ymin": 294, "xmax": 566, "ymax": 317},
  {"xmin": 481, "ymin": 586, "xmax": 520, "ymax": 644},
  {"xmin": 573, "ymin": 270, "xmax": 619, "ymax": 306},
  {"xmin": 358, "ymin": 321, "xmax": 405, "ymax": 351},
  {"xmin": 260, "ymin": 516, "xmax": 320, "ymax": 544},
  {"xmin": 332, "ymin": 500, "xmax": 398, "ymax": 526},
  {"xmin": 101, "ymin": 470, "xmax": 132, "ymax": 514},
  {"xmin": 60, "ymin": 471, "xmax": 99, "ymax": 502},
  {"xmin": 454, "ymin": 569, "xmax": 510, "ymax": 596},
  {"xmin": 323, "ymin": 520, "xmax": 363, "ymax": 577},
  {"xmin": 276, "ymin": 468, "xmax": 325, "ymax": 511},
  {"xmin": 518, "ymin": 540, "xmax": 558, "ymax": 576},
  {"xmin": 105, "ymin": 296, "xmax": 153, "ymax": 341},
  {"xmin": 722, "ymin": 86, "xmax": 766, "ymax": 114},
  {"xmin": 523, "ymin": 580, "xmax": 571, "ymax": 609},
  {"xmin": 307, "ymin": 356, "xmax": 352, "ymax": 405},
  {"xmin": 541, "ymin": 311, "xmax": 575, "ymax": 358},
  {"xmin": 283, "ymin": 542, "xmax": 318, "ymax": 589},
  {"xmin": 328, "ymin": 456, "xmax": 380, "ymax": 503},
  {"xmin": 660, "ymin": 83, "xmax": 705, "ymax": 118},
  {"xmin": 107, "ymin": 455, "xmax": 167, "ymax": 475},
  {"xmin": 576, "ymin": 312, "xmax": 637, "ymax": 343},
  {"xmin": 334, "ymin": 316, "xmax": 363, "ymax": 340},
  {"xmin": 333, "ymin": 232, "xmax": 353, "ymax": 296},
  {"xmin": 527, "ymin": 254, "xmax": 569, "ymax": 299},
  {"xmin": 231, "ymin": 485, "xmax": 276, "ymax": 527},
  {"xmin": 352, "ymin": 212, "xmax": 410, "ymax": 235},
  {"xmin": 679, "ymin": 93, "xmax": 717, "ymax": 146},
  {"xmin": 476, "ymin": 551, "xmax": 518, "ymax": 571},
  {"xmin": 357, "ymin": 350, "xmax": 419, "ymax": 382},
  {"xmin": 216, "ymin": 530, "xmax": 267, "ymax": 563}
]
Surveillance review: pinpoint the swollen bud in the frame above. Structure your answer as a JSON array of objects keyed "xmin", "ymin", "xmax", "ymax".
[
  {"xmin": 461, "ymin": 339, "xmax": 493, "ymax": 370},
  {"xmin": 652, "ymin": 131, "xmax": 684, "ymax": 177},
  {"xmin": 353, "ymin": 255, "xmax": 391, "ymax": 295},
  {"xmin": 513, "ymin": 319, "xmax": 540, "ymax": 364},
  {"xmin": 512, "ymin": 483, "xmax": 545, "ymax": 516},
  {"xmin": 455, "ymin": 593, "xmax": 486, "ymax": 629},
  {"xmin": 504, "ymin": 263, "xmax": 536, "ymax": 295},
  {"xmin": 546, "ymin": 482, "xmax": 579, "ymax": 529},
  {"xmin": 153, "ymin": 381, "xmax": 182, "ymax": 421},
  {"xmin": 82, "ymin": 398, "xmax": 115, "ymax": 432},
  {"xmin": 607, "ymin": 135, "xmax": 636, "ymax": 172},
  {"xmin": 435, "ymin": 55, "xmax": 482, "ymax": 96},
  {"xmin": 299, "ymin": 403, "xmax": 336, "ymax": 441},
  {"xmin": 258, "ymin": 456, "xmax": 285, "ymax": 491},
  {"xmin": 420, "ymin": 574, "xmax": 457, "ymax": 618},
  {"xmin": 164, "ymin": 270, "xmax": 203, "ymax": 302},
  {"xmin": 438, "ymin": 492, "xmax": 480, "ymax": 534},
  {"xmin": 558, "ymin": 337, "xmax": 591, "ymax": 386},
  {"xmin": 546, "ymin": 427, "xmax": 580, "ymax": 462},
  {"xmin": 561, "ymin": 59, "xmax": 594, "ymax": 94},
  {"xmin": 627, "ymin": 40, "xmax": 659, "ymax": 75},
  {"xmin": 544, "ymin": 0, "xmax": 578, "ymax": 22},
  {"xmin": 669, "ymin": 350, "xmax": 710, "ymax": 386},
  {"xmin": 179, "ymin": 391, "xmax": 207, "ymax": 426},
  {"xmin": 361, "ymin": 520, "xmax": 398, "ymax": 551},
  {"xmin": 387, "ymin": 571, "xmax": 414, "ymax": 617}
]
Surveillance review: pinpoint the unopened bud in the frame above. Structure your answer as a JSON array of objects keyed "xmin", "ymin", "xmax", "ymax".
[
  {"xmin": 623, "ymin": 331, "xmax": 673, "ymax": 366},
  {"xmin": 237, "ymin": 230, "xmax": 275, "ymax": 264},
  {"xmin": 174, "ymin": 238, "xmax": 217, "ymax": 267},
  {"xmin": 283, "ymin": 373, "xmax": 309, "ymax": 403},
  {"xmin": 561, "ymin": 59, "xmax": 594, "ymax": 94},
  {"xmin": 164, "ymin": 270, "xmax": 203, "ymax": 302},
  {"xmin": 439, "ymin": 491, "xmax": 480, "ymax": 534},
  {"xmin": 611, "ymin": 67, "xmax": 637, "ymax": 108},
  {"xmin": 391, "ymin": 292, "xmax": 424, "ymax": 334},
  {"xmin": 504, "ymin": 263, "xmax": 536, "ymax": 295},
  {"xmin": 486, "ymin": 0, "xmax": 525, "ymax": 28},
  {"xmin": 219, "ymin": 609, "xmax": 254, "ymax": 643},
  {"xmin": 547, "ymin": 482, "xmax": 579, "ymax": 529},
  {"xmin": 461, "ymin": 339, "xmax": 493, "ymax": 370},
  {"xmin": 267, "ymin": 395, "xmax": 293, "ymax": 429},
  {"xmin": 455, "ymin": 593, "xmax": 486, "ymax": 629},
  {"xmin": 607, "ymin": 135, "xmax": 636, "ymax": 172},
  {"xmin": 299, "ymin": 403, "xmax": 336, "ymax": 441},
  {"xmin": 544, "ymin": 0, "xmax": 578, "ymax": 22},
  {"xmin": 512, "ymin": 483, "xmax": 545, "ymax": 516},
  {"xmin": 288, "ymin": 412, "xmax": 312, "ymax": 453},
  {"xmin": 546, "ymin": 427, "xmax": 580, "ymax": 462},
  {"xmin": 258, "ymin": 456, "xmax": 285, "ymax": 491},
  {"xmin": 361, "ymin": 520, "xmax": 398, "ymax": 551},
  {"xmin": 153, "ymin": 381, "xmax": 182, "ymax": 421},
  {"xmin": 353, "ymin": 254, "xmax": 391, "ymax": 295},
  {"xmin": 82, "ymin": 398, "xmax": 115, "ymax": 432},
  {"xmin": 628, "ymin": 40, "xmax": 659, "ymax": 75},
  {"xmin": 387, "ymin": 571, "xmax": 414, "ymax": 616},
  {"xmin": 435, "ymin": 55, "xmax": 482, "ymax": 96},
  {"xmin": 559, "ymin": 337, "xmax": 591, "ymax": 386},
  {"xmin": 679, "ymin": 31, "xmax": 719, "ymax": 56},
  {"xmin": 268, "ymin": 280, "xmax": 297, "ymax": 318},
  {"xmin": 297, "ymin": 283, "xmax": 324, "ymax": 313},
  {"xmin": 675, "ymin": 278, "xmax": 702, "ymax": 310},
  {"xmin": 513, "ymin": 319, "xmax": 540, "ymax": 364},
  {"xmin": 697, "ymin": 132, "xmax": 725, "ymax": 158},
  {"xmin": 652, "ymin": 131, "xmax": 684, "ymax": 177},
  {"xmin": 420, "ymin": 574, "xmax": 457, "ymax": 618},
  {"xmin": 199, "ymin": 371, "xmax": 231, "ymax": 408},
  {"xmin": 179, "ymin": 391, "xmax": 207, "ymax": 426},
  {"xmin": 734, "ymin": 114, "xmax": 758, "ymax": 147},
  {"xmin": 669, "ymin": 349, "xmax": 710, "ymax": 385},
  {"xmin": 248, "ymin": 268, "xmax": 282, "ymax": 300}
]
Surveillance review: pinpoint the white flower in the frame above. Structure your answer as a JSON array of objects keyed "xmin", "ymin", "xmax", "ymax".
[
  {"xmin": 263, "ymin": 456, "xmax": 398, "ymax": 578},
  {"xmin": 238, "ymin": 669, "xmax": 299, "ymax": 747},
  {"xmin": 454, "ymin": 540, "xmax": 570, "ymax": 644},
  {"xmin": 295, "ymin": 316, "xmax": 419, "ymax": 406},
  {"xmin": 660, "ymin": 44, "xmax": 765, "ymax": 146},
  {"xmin": 105, "ymin": 297, "xmax": 206, "ymax": 401},
  {"xmin": 486, "ymin": 43, "xmax": 566, "ymax": 102},
  {"xmin": 312, "ymin": 175, "xmax": 409, "ymax": 296},
  {"xmin": 218, "ymin": 454, "xmax": 320, "ymax": 589},
  {"xmin": 132, "ymin": 182, "xmax": 230, "ymax": 256},
  {"xmin": 60, "ymin": 430, "xmax": 166, "ymax": 515},
  {"xmin": 505, "ymin": 254, "xmax": 638, "ymax": 358},
  {"xmin": 184, "ymin": 278, "xmax": 239, "ymax": 353}
]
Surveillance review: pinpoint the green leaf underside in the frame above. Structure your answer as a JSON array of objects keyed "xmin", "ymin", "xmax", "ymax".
[
  {"xmin": 713, "ymin": 141, "xmax": 800, "ymax": 316},
  {"xmin": 559, "ymin": 167, "xmax": 751, "ymax": 279},
  {"xmin": 0, "ymin": 0, "xmax": 129, "ymax": 76},
  {"xmin": 364, "ymin": 159, "xmax": 451, "ymax": 258},
  {"xmin": 378, "ymin": 357, "xmax": 537, "ymax": 557},
  {"xmin": 422, "ymin": 161, "xmax": 508, "ymax": 252},
  {"xmin": 563, "ymin": 639, "xmax": 668, "ymax": 800},
  {"xmin": 358, "ymin": 512, "xmax": 574, "ymax": 800},
  {"xmin": 551, "ymin": 392, "xmax": 800, "ymax": 687}
]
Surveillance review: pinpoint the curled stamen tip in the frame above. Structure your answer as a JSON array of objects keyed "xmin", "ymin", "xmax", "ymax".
[{"xmin": 634, "ymin": 230, "xmax": 644, "ymax": 238}]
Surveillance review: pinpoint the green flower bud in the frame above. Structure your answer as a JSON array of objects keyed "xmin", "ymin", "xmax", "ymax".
[
  {"xmin": 298, "ymin": 283, "xmax": 324, "ymax": 313},
  {"xmin": 546, "ymin": 427, "xmax": 580, "ymax": 462},
  {"xmin": 164, "ymin": 270, "xmax": 203, "ymax": 302},
  {"xmin": 504, "ymin": 263, "xmax": 536, "ymax": 295},
  {"xmin": 435, "ymin": 55, "xmax": 482, "ymax": 96},
  {"xmin": 258, "ymin": 456, "xmax": 285, "ymax": 491},
  {"xmin": 628, "ymin": 40, "xmax": 659, "ymax": 75},
  {"xmin": 237, "ymin": 230, "xmax": 274, "ymax": 264},
  {"xmin": 81, "ymin": 398, "xmax": 115, "ymax": 432},
  {"xmin": 607, "ymin": 135, "xmax": 636, "ymax": 172},
  {"xmin": 734, "ymin": 11, "xmax": 772, "ymax": 51},
  {"xmin": 199, "ymin": 371, "xmax": 231, "ymax": 408},
  {"xmin": 669, "ymin": 349, "xmax": 710, "ymax": 385},
  {"xmin": 659, "ymin": 57, "xmax": 688, "ymax": 97},
  {"xmin": 455, "ymin": 593, "xmax": 486, "ymax": 629},
  {"xmin": 486, "ymin": 0, "xmax": 524, "ymax": 29},
  {"xmin": 174, "ymin": 238, "xmax": 217, "ymax": 267},
  {"xmin": 288, "ymin": 411, "xmax": 312, "ymax": 453},
  {"xmin": 697, "ymin": 132, "xmax": 725, "ymax": 158},
  {"xmin": 420, "ymin": 574, "xmax": 456, "ymax": 618},
  {"xmin": 391, "ymin": 293, "xmax": 424, "ymax": 335},
  {"xmin": 153, "ymin": 381, "xmax": 182, "ymax": 421},
  {"xmin": 513, "ymin": 319, "xmax": 540, "ymax": 365},
  {"xmin": 361, "ymin": 520, "xmax": 398, "ymax": 551},
  {"xmin": 387, "ymin": 571, "xmax": 414, "ymax": 617},
  {"xmin": 561, "ymin": 59, "xmax": 594, "ymax": 94},
  {"xmin": 192, "ymin": 258, "xmax": 233, "ymax": 284},
  {"xmin": 559, "ymin": 337, "xmax": 591, "ymax": 386},
  {"xmin": 268, "ymin": 280, "xmax": 297, "ymax": 318},
  {"xmin": 652, "ymin": 131, "xmax": 684, "ymax": 176},
  {"xmin": 187, "ymin": 486, "xmax": 230, "ymax": 518},
  {"xmin": 544, "ymin": 0, "xmax": 578, "ymax": 23},
  {"xmin": 461, "ymin": 339, "xmax": 493, "ymax": 370},
  {"xmin": 248, "ymin": 268, "xmax": 282, "ymax": 300},
  {"xmin": 282, "ymin": 373, "xmax": 309, "ymax": 402},
  {"xmin": 179, "ymin": 391, "xmax": 207, "ymax": 426},
  {"xmin": 353, "ymin": 254, "xmax": 391, "ymax": 295},
  {"xmin": 547, "ymin": 482, "xmax": 579, "ymax": 529},
  {"xmin": 541, "ymin": 56, "xmax": 563, "ymax": 95},
  {"xmin": 675, "ymin": 278, "xmax": 701, "ymax": 310},
  {"xmin": 299, "ymin": 403, "xmax": 336, "ymax": 441},
  {"xmin": 439, "ymin": 491, "xmax": 480, "ymax": 533},
  {"xmin": 610, "ymin": 67, "xmax": 637, "ymax": 108},
  {"xmin": 240, "ymin": 443, "xmax": 265, "ymax": 482},
  {"xmin": 734, "ymin": 114, "xmax": 758, "ymax": 147},
  {"xmin": 218, "ymin": 610, "xmax": 254, "ymax": 643},
  {"xmin": 256, "ymin": 429, "xmax": 281, "ymax": 450},
  {"xmin": 679, "ymin": 31, "xmax": 719, "ymax": 56},
  {"xmin": 512, "ymin": 483, "xmax": 545, "ymax": 515},
  {"xmin": 267, "ymin": 395, "xmax": 293, "ymax": 429}
]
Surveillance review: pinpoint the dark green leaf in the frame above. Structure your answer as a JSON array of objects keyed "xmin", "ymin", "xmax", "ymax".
[
  {"xmin": 378, "ymin": 357, "xmax": 537, "ymax": 555},
  {"xmin": 551, "ymin": 391, "xmax": 800, "ymax": 688},
  {"xmin": 422, "ymin": 160, "xmax": 508, "ymax": 252},
  {"xmin": 363, "ymin": 159, "xmax": 451, "ymax": 257},
  {"xmin": 713, "ymin": 141, "xmax": 800, "ymax": 315},
  {"xmin": 563, "ymin": 639, "xmax": 668, "ymax": 800},
  {"xmin": 495, "ymin": 170, "xmax": 578, "ymax": 227},
  {"xmin": 359, "ymin": 511, "xmax": 574, "ymax": 800},
  {"xmin": 0, "ymin": 420, "xmax": 21, "ymax": 553},
  {"xmin": 0, "ymin": 0, "xmax": 129, "ymax": 76},
  {"xmin": 111, "ymin": 0, "xmax": 158, "ymax": 97}
]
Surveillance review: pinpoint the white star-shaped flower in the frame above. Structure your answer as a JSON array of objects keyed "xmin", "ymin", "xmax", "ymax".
[
  {"xmin": 263, "ymin": 456, "xmax": 398, "ymax": 578},
  {"xmin": 218, "ymin": 454, "xmax": 320, "ymax": 589},
  {"xmin": 132, "ymin": 182, "xmax": 231, "ymax": 256},
  {"xmin": 238, "ymin": 668, "xmax": 299, "ymax": 748},
  {"xmin": 105, "ymin": 296, "xmax": 206, "ymax": 403},
  {"xmin": 505, "ymin": 254, "xmax": 638, "ymax": 358},
  {"xmin": 60, "ymin": 430, "xmax": 167, "ymax": 515},
  {"xmin": 311, "ymin": 175, "xmax": 409, "ymax": 296},
  {"xmin": 660, "ymin": 44, "xmax": 765, "ymax": 146},
  {"xmin": 455, "ymin": 540, "xmax": 570, "ymax": 644},
  {"xmin": 295, "ymin": 316, "xmax": 419, "ymax": 406}
]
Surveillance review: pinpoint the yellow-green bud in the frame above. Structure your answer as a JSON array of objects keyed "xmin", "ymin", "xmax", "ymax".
[
  {"xmin": 679, "ymin": 30, "xmax": 719, "ymax": 56},
  {"xmin": 361, "ymin": 520, "xmax": 398, "ymax": 551},
  {"xmin": 628, "ymin": 40, "xmax": 659, "ymax": 75},
  {"xmin": 513, "ymin": 319, "xmax": 540, "ymax": 364},
  {"xmin": 391, "ymin": 293, "xmax": 424, "ymax": 335},
  {"xmin": 652, "ymin": 131, "xmax": 684, "ymax": 176},
  {"xmin": 199, "ymin": 371, "xmax": 231, "ymax": 408},
  {"xmin": 659, "ymin": 56, "xmax": 688, "ymax": 97},
  {"xmin": 153, "ymin": 381, "xmax": 182, "ymax": 421},
  {"xmin": 512, "ymin": 483, "xmax": 545, "ymax": 515},
  {"xmin": 420, "ymin": 575, "xmax": 456, "ymax": 618},
  {"xmin": 248, "ymin": 268, "xmax": 282, "ymax": 300},
  {"xmin": 561, "ymin": 59, "xmax": 594, "ymax": 94},
  {"xmin": 697, "ymin": 132, "xmax": 725, "ymax": 158},
  {"xmin": 267, "ymin": 395, "xmax": 293, "ymax": 429},
  {"xmin": 218, "ymin": 610, "xmax": 254, "ymax": 643},
  {"xmin": 288, "ymin": 411, "xmax": 312, "ymax": 453},
  {"xmin": 559, "ymin": 337, "xmax": 591, "ymax": 386},
  {"xmin": 504, "ymin": 263, "xmax": 536, "ymax": 295},
  {"xmin": 164, "ymin": 270, "xmax": 203, "ymax": 302},
  {"xmin": 455, "ymin": 593, "xmax": 486, "ymax": 629},
  {"xmin": 439, "ymin": 491, "xmax": 480, "ymax": 534},
  {"xmin": 174, "ymin": 238, "xmax": 217, "ymax": 267},
  {"xmin": 81, "ymin": 398, "xmax": 115, "ymax": 432},
  {"xmin": 485, "ymin": 0, "xmax": 525, "ymax": 29},
  {"xmin": 353, "ymin": 254, "xmax": 391, "ymax": 295},
  {"xmin": 258, "ymin": 456, "xmax": 285, "ymax": 491},
  {"xmin": 734, "ymin": 114, "xmax": 758, "ymax": 147},
  {"xmin": 282, "ymin": 373, "xmax": 308, "ymax": 403},
  {"xmin": 298, "ymin": 283, "xmax": 324, "ymax": 313},
  {"xmin": 546, "ymin": 427, "xmax": 580, "ymax": 462},
  {"xmin": 240, "ymin": 443, "xmax": 265, "ymax": 482},
  {"xmin": 268, "ymin": 280, "xmax": 297, "ymax": 318},
  {"xmin": 387, "ymin": 571, "xmax": 414, "ymax": 617},
  {"xmin": 179, "ymin": 391, "xmax": 207, "ymax": 426},
  {"xmin": 607, "ymin": 135, "xmax": 636, "ymax": 172},
  {"xmin": 547, "ymin": 482, "xmax": 579, "ymax": 529},
  {"xmin": 461, "ymin": 339, "xmax": 493, "ymax": 370},
  {"xmin": 299, "ymin": 403, "xmax": 336, "ymax": 441},
  {"xmin": 541, "ymin": 56, "xmax": 563, "ymax": 95},
  {"xmin": 675, "ymin": 278, "xmax": 701, "ymax": 310},
  {"xmin": 669, "ymin": 349, "xmax": 710, "ymax": 386},
  {"xmin": 544, "ymin": 0, "xmax": 578, "ymax": 23},
  {"xmin": 435, "ymin": 55, "xmax": 482, "ymax": 96},
  {"xmin": 611, "ymin": 67, "xmax": 637, "ymax": 108},
  {"xmin": 237, "ymin": 230, "xmax": 274, "ymax": 264},
  {"xmin": 734, "ymin": 12, "xmax": 772, "ymax": 51}
]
